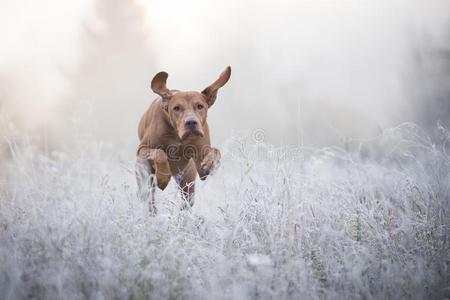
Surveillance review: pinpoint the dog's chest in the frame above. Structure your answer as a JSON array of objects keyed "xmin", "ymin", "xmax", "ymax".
[{"xmin": 163, "ymin": 143, "xmax": 196, "ymax": 161}]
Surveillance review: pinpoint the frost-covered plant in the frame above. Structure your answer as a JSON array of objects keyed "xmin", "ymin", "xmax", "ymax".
[{"xmin": 0, "ymin": 123, "xmax": 449, "ymax": 299}]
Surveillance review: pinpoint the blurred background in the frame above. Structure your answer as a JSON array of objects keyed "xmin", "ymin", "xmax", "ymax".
[{"xmin": 0, "ymin": 0, "xmax": 449, "ymax": 157}]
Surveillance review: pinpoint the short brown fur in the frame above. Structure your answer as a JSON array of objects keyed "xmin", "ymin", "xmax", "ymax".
[{"xmin": 136, "ymin": 66, "xmax": 231, "ymax": 213}]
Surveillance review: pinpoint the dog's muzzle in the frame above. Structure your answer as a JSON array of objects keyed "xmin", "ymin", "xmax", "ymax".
[{"xmin": 181, "ymin": 116, "xmax": 203, "ymax": 140}]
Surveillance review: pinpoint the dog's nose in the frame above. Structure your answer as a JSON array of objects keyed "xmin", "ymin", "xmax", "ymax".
[{"xmin": 185, "ymin": 117, "xmax": 198, "ymax": 127}]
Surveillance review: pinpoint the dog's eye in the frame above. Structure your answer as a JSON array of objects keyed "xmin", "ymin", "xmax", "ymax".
[
  {"xmin": 173, "ymin": 105, "xmax": 181, "ymax": 112},
  {"xmin": 196, "ymin": 104, "xmax": 204, "ymax": 110}
]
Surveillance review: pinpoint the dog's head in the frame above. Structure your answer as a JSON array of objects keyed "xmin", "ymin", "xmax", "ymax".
[{"xmin": 150, "ymin": 66, "xmax": 231, "ymax": 141}]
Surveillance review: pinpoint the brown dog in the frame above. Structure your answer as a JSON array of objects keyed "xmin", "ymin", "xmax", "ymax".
[{"xmin": 135, "ymin": 66, "xmax": 231, "ymax": 214}]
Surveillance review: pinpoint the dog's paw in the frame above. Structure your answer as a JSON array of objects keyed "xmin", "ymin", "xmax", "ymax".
[
  {"xmin": 156, "ymin": 175, "xmax": 171, "ymax": 190},
  {"xmin": 199, "ymin": 157, "xmax": 220, "ymax": 180}
]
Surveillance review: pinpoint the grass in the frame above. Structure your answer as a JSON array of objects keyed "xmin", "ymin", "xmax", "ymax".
[{"xmin": 0, "ymin": 123, "xmax": 449, "ymax": 299}]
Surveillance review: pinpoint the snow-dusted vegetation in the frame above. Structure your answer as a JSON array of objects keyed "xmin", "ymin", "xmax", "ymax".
[{"xmin": 0, "ymin": 123, "xmax": 449, "ymax": 299}]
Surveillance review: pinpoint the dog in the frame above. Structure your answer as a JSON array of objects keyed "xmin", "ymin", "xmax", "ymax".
[{"xmin": 135, "ymin": 66, "xmax": 231, "ymax": 214}]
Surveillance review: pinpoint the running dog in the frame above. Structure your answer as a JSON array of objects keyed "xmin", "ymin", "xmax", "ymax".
[{"xmin": 136, "ymin": 66, "xmax": 231, "ymax": 214}]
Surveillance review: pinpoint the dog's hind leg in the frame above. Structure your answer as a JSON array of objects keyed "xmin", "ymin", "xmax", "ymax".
[
  {"xmin": 135, "ymin": 155, "xmax": 157, "ymax": 215},
  {"xmin": 175, "ymin": 160, "xmax": 197, "ymax": 209}
]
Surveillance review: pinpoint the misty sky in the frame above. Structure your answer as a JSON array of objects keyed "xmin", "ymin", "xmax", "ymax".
[{"xmin": 1, "ymin": 0, "xmax": 449, "ymax": 152}]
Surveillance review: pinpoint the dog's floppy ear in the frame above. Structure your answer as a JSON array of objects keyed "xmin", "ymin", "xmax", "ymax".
[
  {"xmin": 151, "ymin": 71, "xmax": 173, "ymax": 110},
  {"xmin": 202, "ymin": 66, "xmax": 231, "ymax": 107}
]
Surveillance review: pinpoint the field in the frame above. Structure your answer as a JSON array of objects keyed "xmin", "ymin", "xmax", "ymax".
[{"xmin": 0, "ymin": 123, "xmax": 449, "ymax": 299}]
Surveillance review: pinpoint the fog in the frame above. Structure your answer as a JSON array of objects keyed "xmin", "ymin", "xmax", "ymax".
[
  {"xmin": 1, "ymin": 2, "xmax": 450, "ymax": 298},
  {"xmin": 1, "ymin": 0, "xmax": 449, "ymax": 151}
]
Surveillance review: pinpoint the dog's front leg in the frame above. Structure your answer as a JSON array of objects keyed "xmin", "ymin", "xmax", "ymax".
[
  {"xmin": 197, "ymin": 147, "xmax": 221, "ymax": 180},
  {"xmin": 138, "ymin": 147, "xmax": 172, "ymax": 189},
  {"xmin": 136, "ymin": 148, "xmax": 170, "ymax": 215},
  {"xmin": 146, "ymin": 149, "xmax": 172, "ymax": 190}
]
